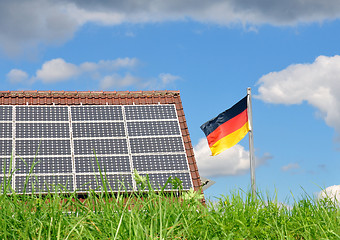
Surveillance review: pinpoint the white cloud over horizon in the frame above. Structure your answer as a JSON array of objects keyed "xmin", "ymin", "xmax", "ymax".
[
  {"xmin": 319, "ymin": 185, "xmax": 340, "ymax": 203},
  {"xmin": 6, "ymin": 57, "xmax": 180, "ymax": 90},
  {"xmin": 257, "ymin": 55, "xmax": 340, "ymax": 137},
  {"xmin": 3, "ymin": 0, "xmax": 340, "ymax": 56},
  {"xmin": 194, "ymin": 138, "xmax": 271, "ymax": 177}
]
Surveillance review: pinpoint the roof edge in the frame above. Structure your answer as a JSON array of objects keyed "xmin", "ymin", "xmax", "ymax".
[{"xmin": 0, "ymin": 90, "xmax": 180, "ymax": 98}]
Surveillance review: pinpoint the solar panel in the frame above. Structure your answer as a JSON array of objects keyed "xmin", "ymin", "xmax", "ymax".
[
  {"xmin": 125, "ymin": 105, "xmax": 177, "ymax": 120},
  {"xmin": 130, "ymin": 137, "xmax": 184, "ymax": 153},
  {"xmin": 0, "ymin": 104, "xmax": 193, "ymax": 194},
  {"xmin": 132, "ymin": 154, "xmax": 188, "ymax": 171},
  {"xmin": 15, "ymin": 175, "xmax": 74, "ymax": 193},
  {"xmin": 76, "ymin": 174, "xmax": 133, "ymax": 192},
  {"xmin": 75, "ymin": 156, "xmax": 131, "ymax": 173},
  {"xmin": 72, "ymin": 122, "xmax": 125, "ymax": 138},
  {"xmin": 138, "ymin": 172, "xmax": 192, "ymax": 191},
  {"xmin": 16, "ymin": 157, "xmax": 72, "ymax": 174},
  {"xmin": 16, "ymin": 106, "xmax": 68, "ymax": 121},
  {"xmin": 16, "ymin": 123, "xmax": 69, "ymax": 138},
  {"xmin": 127, "ymin": 121, "xmax": 180, "ymax": 136},
  {"xmin": 71, "ymin": 106, "xmax": 123, "ymax": 121}
]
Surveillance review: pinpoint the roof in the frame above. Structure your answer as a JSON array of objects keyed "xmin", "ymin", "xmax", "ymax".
[{"xmin": 0, "ymin": 90, "xmax": 202, "ymax": 193}]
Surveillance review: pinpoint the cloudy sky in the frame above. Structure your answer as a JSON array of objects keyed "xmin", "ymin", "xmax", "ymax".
[{"xmin": 1, "ymin": 0, "xmax": 340, "ymax": 202}]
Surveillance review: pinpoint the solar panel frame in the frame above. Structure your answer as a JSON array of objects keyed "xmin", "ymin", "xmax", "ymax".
[{"xmin": 0, "ymin": 103, "xmax": 194, "ymax": 194}]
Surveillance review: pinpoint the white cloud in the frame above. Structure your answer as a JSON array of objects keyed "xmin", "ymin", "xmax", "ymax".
[
  {"xmin": 100, "ymin": 73, "xmax": 140, "ymax": 89},
  {"xmin": 80, "ymin": 58, "xmax": 138, "ymax": 72},
  {"xmin": 6, "ymin": 69, "xmax": 29, "ymax": 83},
  {"xmin": 281, "ymin": 163, "xmax": 300, "ymax": 172},
  {"xmin": 8, "ymin": 57, "xmax": 178, "ymax": 90},
  {"xmin": 319, "ymin": 185, "xmax": 340, "ymax": 203},
  {"xmin": 13, "ymin": 57, "xmax": 138, "ymax": 84},
  {"xmin": 3, "ymin": 0, "xmax": 340, "ymax": 56},
  {"xmin": 159, "ymin": 73, "xmax": 181, "ymax": 85},
  {"xmin": 194, "ymin": 138, "xmax": 271, "ymax": 177},
  {"xmin": 97, "ymin": 58, "xmax": 139, "ymax": 70},
  {"xmin": 257, "ymin": 55, "xmax": 340, "ymax": 135},
  {"xmin": 36, "ymin": 58, "xmax": 79, "ymax": 83}
]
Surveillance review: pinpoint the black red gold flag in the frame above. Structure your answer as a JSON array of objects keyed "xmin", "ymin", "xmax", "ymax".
[{"xmin": 200, "ymin": 96, "xmax": 249, "ymax": 156}]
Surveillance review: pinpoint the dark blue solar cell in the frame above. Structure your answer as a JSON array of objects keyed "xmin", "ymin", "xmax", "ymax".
[
  {"xmin": 73, "ymin": 138, "xmax": 128, "ymax": 155},
  {"xmin": 0, "ymin": 157, "xmax": 11, "ymax": 175},
  {"xmin": 0, "ymin": 123, "xmax": 12, "ymax": 138},
  {"xmin": 75, "ymin": 156, "xmax": 130, "ymax": 173},
  {"xmin": 16, "ymin": 139, "xmax": 71, "ymax": 156},
  {"xmin": 127, "ymin": 121, "xmax": 180, "ymax": 136},
  {"xmin": 71, "ymin": 106, "xmax": 123, "ymax": 121},
  {"xmin": 137, "ymin": 172, "xmax": 192, "ymax": 191},
  {"xmin": 132, "ymin": 154, "xmax": 187, "ymax": 171},
  {"xmin": 0, "ymin": 106, "xmax": 12, "ymax": 121},
  {"xmin": 15, "ymin": 157, "xmax": 72, "ymax": 174},
  {"xmin": 72, "ymin": 122, "xmax": 125, "ymax": 138},
  {"xmin": 16, "ymin": 123, "xmax": 69, "ymax": 138},
  {"xmin": 76, "ymin": 174, "xmax": 133, "ymax": 192},
  {"xmin": 125, "ymin": 105, "xmax": 177, "ymax": 120},
  {"xmin": 16, "ymin": 106, "xmax": 68, "ymax": 121},
  {"xmin": 0, "ymin": 140, "xmax": 12, "ymax": 156},
  {"xmin": 130, "ymin": 137, "xmax": 184, "ymax": 154},
  {"xmin": 15, "ymin": 175, "xmax": 74, "ymax": 194}
]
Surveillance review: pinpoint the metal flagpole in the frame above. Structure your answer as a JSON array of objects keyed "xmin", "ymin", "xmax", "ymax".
[{"xmin": 247, "ymin": 87, "xmax": 256, "ymax": 197}]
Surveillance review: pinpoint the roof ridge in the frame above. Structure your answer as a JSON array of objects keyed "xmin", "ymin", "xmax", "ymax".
[{"xmin": 0, "ymin": 90, "xmax": 180, "ymax": 97}]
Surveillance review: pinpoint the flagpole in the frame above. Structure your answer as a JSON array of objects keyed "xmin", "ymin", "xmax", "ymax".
[{"xmin": 247, "ymin": 87, "xmax": 256, "ymax": 197}]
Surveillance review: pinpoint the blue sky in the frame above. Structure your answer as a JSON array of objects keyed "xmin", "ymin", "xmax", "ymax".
[{"xmin": 1, "ymin": 0, "xmax": 340, "ymax": 202}]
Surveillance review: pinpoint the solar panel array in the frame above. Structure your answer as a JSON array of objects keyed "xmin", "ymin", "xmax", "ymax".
[{"xmin": 0, "ymin": 104, "xmax": 193, "ymax": 194}]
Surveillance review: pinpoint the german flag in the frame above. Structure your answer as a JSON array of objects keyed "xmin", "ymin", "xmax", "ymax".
[{"xmin": 200, "ymin": 96, "xmax": 249, "ymax": 156}]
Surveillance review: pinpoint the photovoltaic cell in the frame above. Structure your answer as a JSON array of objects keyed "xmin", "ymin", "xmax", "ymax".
[
  {"xmin": 16, "ymin": 139, "xmax": 71, "ymax": 156},
  {"xmin": 73, "ymin": 138, "xmax": 128, "ymax": 155},
  {"xmin": 15, "ymin": 157, "xmax": 72, "ymax": 174},
  {"xmin": 0, "ymin": 158, "xmax": 11, "ymax": 174},
  {"xmin": 138, "ymin": 172, "xmax": 192, "ymax": 190},
  {"xmin": 130, "ymin": 137, "xmax": 184, "ymax": 154},
  {"xmin": 16, "ymin": 106, "xmax": 68, "ymax": 121},
  {"xmin": 132, "ymin": 154, "xmax": 188, "ymax": 171},
  {"xmin": 71, "ymin": 106, "xmax": 123, "ymax": 121},
  {"xmin": 16, "ymin": 123, "xmax": 69, "ymax": 138},
  {"xmin": 127, "ymin": 121, "xmax": 180, "ymax": 136},
  {"xmin": 0, "ymin": 106, "xmax": 12, "ymax": 121},
  {"xmin": 75, "ymin": 156, "xmax": 130, "ymax": 173},
  {"xmin": 76, "ymin": 174, "xmax": 133, "ymax": 192},
  {"xmin": 0, "ymin": 123, "xmax": 12, "ymax": 138},
  {"xmin": 15, "ymin": 175, "xmax": 74, "ymax": 194},
  {"xmin": 72, "ymin": 122, "xmax": 125, "ymax": 138},
  {"xmin": 0, "ymin": 140, "xmax": 12, "ymax": 156},
  {"xmin": 0, "ymin": 177, "xmax": 12, "ymax": 193},
  {"xmin": 125, "ymin": 105, "xmax": 177, "ymax": 120}
]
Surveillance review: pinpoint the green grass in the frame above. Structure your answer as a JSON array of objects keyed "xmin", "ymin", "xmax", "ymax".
[
  {"xmin": 0, "ymin": 154, "xmax": 339, "ymax": 239},
  {"xmin": 0, "ymin": 183, "xmax": 338, "ymax": 239}
]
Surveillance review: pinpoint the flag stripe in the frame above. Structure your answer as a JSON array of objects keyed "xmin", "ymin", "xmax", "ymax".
[
  {"xmin": 210, "ymin": 121, "xmax": 249, "ymax": 156},
  {"xmin": 200, "ymin": 96, "xmax": 247, "ymax": 137},
  {"xmin": 206, "ymin": 109, "xmax": 248, "ymax": 147}
]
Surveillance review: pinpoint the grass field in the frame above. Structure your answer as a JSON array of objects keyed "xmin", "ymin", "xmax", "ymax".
[{"xmin": 0, "ymin": 175, "xmax": 339, "ymax": 239}]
